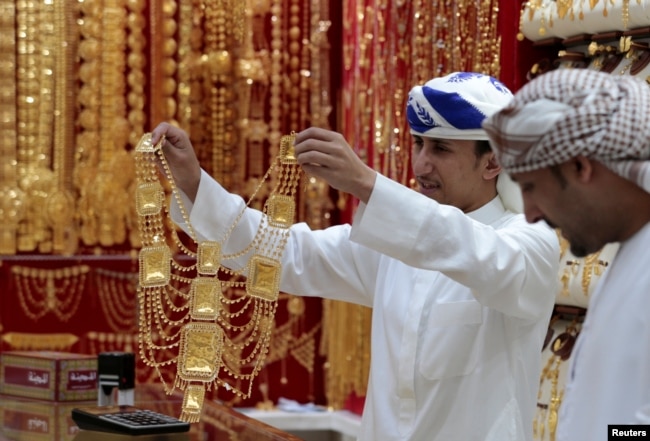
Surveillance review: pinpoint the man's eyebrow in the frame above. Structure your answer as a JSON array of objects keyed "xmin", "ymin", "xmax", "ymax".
[{"xmin": 430, "ymin": 138, "xmax": 454, "ymax": 148}]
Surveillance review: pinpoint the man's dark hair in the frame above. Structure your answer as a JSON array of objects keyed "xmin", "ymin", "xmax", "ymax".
[
  {"xmin": 475, "ymin": 140, "xmax": 492, "ymax": 157},
  {"xmin": 550, "ymin": 164, "xmax": 568, "ymax": 189}
]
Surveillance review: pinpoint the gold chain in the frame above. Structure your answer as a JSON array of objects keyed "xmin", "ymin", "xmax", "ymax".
[
  {"xmin": 135, "ymin": 131, "xmax": 302, "ymax": 422},
  {"xmin": 12, "ymin": 265, "xmax": 89, "ymax": 322},
  {"xmin": 96, "ymin": 268, "xmax": 139, "ymax": 333}
]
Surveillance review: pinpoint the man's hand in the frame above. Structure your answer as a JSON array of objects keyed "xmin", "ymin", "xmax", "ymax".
[
  {"xmin": 294, "ymin": 127, "xmax": 377, "ymax": 203},
  {"xmin": 151, "ymin": 122, "xmax": 202, "ymax": 202}
]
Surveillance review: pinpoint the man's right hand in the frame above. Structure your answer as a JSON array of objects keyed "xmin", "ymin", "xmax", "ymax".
[{"xmin": 151, "ymin": 122, "xmax": 202, "ymax": 202}]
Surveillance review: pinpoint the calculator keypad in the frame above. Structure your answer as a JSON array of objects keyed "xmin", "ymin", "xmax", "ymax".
[{"xmin": 72, "ymin": 406, "xmax": 191, "ymax": 435}]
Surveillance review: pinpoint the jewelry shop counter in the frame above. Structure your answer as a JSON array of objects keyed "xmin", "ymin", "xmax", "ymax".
[{"xmin": 0, "ymin": 384, "xmax": 303, "ymax": 441}]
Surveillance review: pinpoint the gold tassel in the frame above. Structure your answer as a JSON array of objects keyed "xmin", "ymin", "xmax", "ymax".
[{"xmin": 179, "ymin": 385, "xmax": 205, "ymax": 423}]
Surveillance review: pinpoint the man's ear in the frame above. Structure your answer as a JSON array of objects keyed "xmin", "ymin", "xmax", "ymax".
[{"xmin": 483, "ymin": 152, "xmax": 502, "ymax": 181}]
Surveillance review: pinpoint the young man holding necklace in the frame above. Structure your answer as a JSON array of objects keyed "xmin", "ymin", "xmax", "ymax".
[{"xmin": 152, "ymin": 72, "xmax": 559, "ymax": 441}]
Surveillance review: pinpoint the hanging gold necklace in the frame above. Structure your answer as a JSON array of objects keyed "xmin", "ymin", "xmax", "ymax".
[{"xmin": 134, "ymin": 131, "xmax": 301, "ymax": 422}]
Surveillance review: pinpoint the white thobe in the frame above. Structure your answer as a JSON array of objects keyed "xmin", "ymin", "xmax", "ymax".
[
  {"xmin": 175, "ymin": 172, "xmax": 560, "ymax": 441},
  {"xmin": 557, "ymin": 222, "xmax": 650, "ymax": 441}
]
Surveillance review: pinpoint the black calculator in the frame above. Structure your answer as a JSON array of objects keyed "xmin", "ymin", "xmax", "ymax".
[{"xmin": 71, "ymin": 405, "xmax": 191, "ymax": 436}]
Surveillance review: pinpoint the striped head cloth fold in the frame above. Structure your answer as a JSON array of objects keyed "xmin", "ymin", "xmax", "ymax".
[
  {"xmin": 482, "ymin": 68, "xmax": 650, "ymax": 193},
  {"xmin": 406, "ymin": 72, "xmax": 514, "ymax": 140},
  {"xmin": 407, "ymin": 72, "xmax": 523, "ymax": 213}
]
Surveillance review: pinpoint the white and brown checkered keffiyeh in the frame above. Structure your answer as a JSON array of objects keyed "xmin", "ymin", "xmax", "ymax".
[{"xmin": 482, "ymin": 69, "xmax": 650, "ymax": 193}]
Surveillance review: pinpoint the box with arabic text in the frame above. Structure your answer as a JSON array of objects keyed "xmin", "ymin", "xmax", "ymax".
[{"xmin": 0, "ymin": 351, "xmax": 97, "ymax": 401}]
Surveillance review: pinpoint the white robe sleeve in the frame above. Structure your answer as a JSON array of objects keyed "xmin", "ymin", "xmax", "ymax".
[
  {"xmin": 171, "ymin": 169, "xmax": 380, "ymax": 307},
  {"xmin": 350, "ymin": 173, "xmax": 559, "ymax": 320}
]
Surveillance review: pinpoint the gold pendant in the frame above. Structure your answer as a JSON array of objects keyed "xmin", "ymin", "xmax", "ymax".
[
  {"xmin": 197, "ymin": 241, "xmax": 222, "ymax": 275},
  {"xmin": 180, "ymin": 384, "xmax": 206, "ymax": 423},
  {"xmin": 267, "ymin": 194, "xmax": 296, "ymax": 228},
  {"xmin": 280, "ymin": 132, "xmax": 297, "ymax": 164},
  {"xmin": 136, "ymin": 182, "xmax": 165, "ymax": 216},
  {"xmin": 190, "ymin": 277, "xmax": 222, "ymax": 321},
  {"xmin": 177, "ymin": 322, "xmax": 223, "ymax": 383},
  {"xmin": 247, "ymin": 255, "xmax": 282, "ymax": 301},
  {"xmin": 138, "ymin": 245, "xmax": 171, "ymax": 287}
]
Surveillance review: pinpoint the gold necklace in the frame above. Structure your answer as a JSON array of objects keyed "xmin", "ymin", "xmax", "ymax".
[
  {"xmin": 12, "ymin": 265, "xmax": 89, "ymax": 322},
  {"xmin": 135, "ymin": 131, "xmax": 301, "ymax": 422},
  {"xmin": 87, "ymin": 331, "xmax": 137, "ymax": 355},
  {"xmin": 96, "ymin": 268, "xmax": 139, "ymax": 333}
]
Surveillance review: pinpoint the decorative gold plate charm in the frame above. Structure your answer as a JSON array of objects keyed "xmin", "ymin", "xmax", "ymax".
[
  {"xmin": 138, "ymin": 245, "xmax": 171, "ymax": 287},
  {"xmin": 190, "ymin": 277, "xmax": 221, "ymax": 321},
  {"xmin": 246, "ymin": 255, "xmax": 281, "ymax": 301},
  {"xmin": 177, "ymin": 322, "xmax": 223, "ymax": 382},
  {"xmin": 180, "ymin": 384, "xmax": 206, "ymax": 423},
  {"xmin": 135, "ymin": 132, "xmax": 156, "ymax": 152},
  {"xmin": 197, "ymin": 241, "xmax": 221, "ymax": 275},
  {"xmin": 267, "ymin": 194, "xmax": 295, "ymax": 228},
  {"xmin": 136, "ymin": 182, "xmax": 164, "ymax": 216},
  {"xmin": 280, "ymin": 132, "xmax": 297, "ymax": 164}
]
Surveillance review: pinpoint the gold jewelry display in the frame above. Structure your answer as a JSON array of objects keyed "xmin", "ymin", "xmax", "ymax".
[
  {"xmin": 96, "ymin": 268, "xmax": 139, "ymax": 334},
  {"xmin": 534, "ymin": 315, "xmax": 582, "ymax": 441},
  {"xmin": 125, "ymin": 0, "xmax": 147, "ymax": 149},
  {"xmin": 555, "ymin": 229, "xmax": 618, "ymax": 309},
  {"xmin": 135, "ymin": 131, "xmax": 302, "ymax": 422},
  {"xmin": 2, "ymin": 332, "xmax": 78, "ymax": 351},
  {"xmin": 0, "ymin": 1, "xmax": 22, "ymax": 256},
  {"xmin": 15, "ymin": 0, "xmax": 58, "ymax": 254},
  {"xmin": 11, "ymin": 265, "xmax": 90, "ymax": 322},
  {"xmin": 86, "ymin": 331, "xmax": 138, "ymax": 355}
]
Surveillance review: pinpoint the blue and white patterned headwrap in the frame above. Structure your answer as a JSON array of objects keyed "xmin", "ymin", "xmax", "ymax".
[
  {"xmin": 407, "ymin": 72, "xmax": 522, "ymax": 213},
  {"xmin": 407, "ymin": 72, "xmax": 513, "ymax": 140}
]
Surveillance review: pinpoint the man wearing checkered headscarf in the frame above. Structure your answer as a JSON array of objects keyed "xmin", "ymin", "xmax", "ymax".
[
  {"xmin": 483, "ymin": 68, "xmax": 650, "ymax": 441},
  {"xmin": 483, "ymin": 68, "xmax": 650, "ymax": 192}
]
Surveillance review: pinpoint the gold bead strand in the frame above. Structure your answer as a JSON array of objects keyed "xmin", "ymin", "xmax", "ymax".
[
  {"xmin": 203, "ymin": 0, "xmax": 224, "ymax": 182},
  {"xmin": 0, "ymin": 0, "xmax": 24, "ymax": 255},
  {"xmin": 309, "ymin": 0, "xmax": 331, "ymax": 128},
  {"xmin": 15, "ymin": 0, "xmax": 54, "ymax": 253},
  {"xmin": 96, "ymin": 0, "xmax": 129, "ymax": 248},
  {"xmin": 96, "ymin": 268, "xmax": 139, "ymax": 333},
  {"xmin": 160, "ymin": 0, "xmax": 179, "ymax": 124},
  {"xmin": 176, "ymin": 0, "xmax": 198, "ymax": 130},
  {"xmin": 268, "ymin": 0, "xmax": 284, "ymax": 179},
  {"xmin": 287, "ymin": 0, "xmax": 302, "ymax": 130},
  {"xmin": 431, "ymin": 0, "xmax": 449, "ymax": 76},
  {"xmin": 298, "ymin": 0, "xmax": 311, "ymax": 131},
  {"xmin": 126, "ymin": 0, "xmax": 147, "ymax": 148},
  {"xmin": 488, "ymin": 1, "xmax": 501, "ymax": 77},
  {"xmin": 47, "ymin": 0, "xmax": 78, "ymax": 255},
  {"xmin": 387, "ymin": 0, "xmax": 411, "ymax": 185},
  {"xmin": 75, "ymin": 0, "xmax": 103, "ymax": 247}
]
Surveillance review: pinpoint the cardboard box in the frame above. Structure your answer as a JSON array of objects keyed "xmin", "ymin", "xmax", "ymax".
[{"xmin": 0, "ymin": 351, "xmax": 97, "ymax": 402}]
